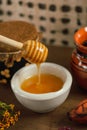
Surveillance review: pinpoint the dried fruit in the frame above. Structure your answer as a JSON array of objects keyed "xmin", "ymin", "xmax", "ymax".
[{"xmin": 67, "ymin": 99, "xmax": 87, "ymax": 124}]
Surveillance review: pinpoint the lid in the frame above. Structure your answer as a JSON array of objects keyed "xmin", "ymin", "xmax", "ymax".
[{"xmin": 74, "ymin": 27, "xmax": 87, "ymax": 54}]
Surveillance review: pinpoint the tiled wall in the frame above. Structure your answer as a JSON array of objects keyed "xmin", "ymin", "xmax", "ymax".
[{"xmin": 0, "ymin": 0, "xmax": 87, "ymax": 47}]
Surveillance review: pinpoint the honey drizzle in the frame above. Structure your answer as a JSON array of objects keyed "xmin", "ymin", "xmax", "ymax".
[{"xmin": 36, "ymin": 63, "xmax": 41, "ymax": 85}]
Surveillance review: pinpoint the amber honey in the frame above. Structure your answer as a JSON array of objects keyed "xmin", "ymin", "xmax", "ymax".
[{"xmin": 21, "ymin": 74, "xmax": 63, "ymax": 94}]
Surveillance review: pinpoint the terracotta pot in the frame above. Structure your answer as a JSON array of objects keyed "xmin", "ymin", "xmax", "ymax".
[{"xmin": 71, "ymin": 27, "xmax": 87, "ymax": 90}]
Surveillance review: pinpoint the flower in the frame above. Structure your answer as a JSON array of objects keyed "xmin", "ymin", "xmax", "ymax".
[{"xmin": 0, "ymin": 101, "xmax": 20, "ymax": 130}]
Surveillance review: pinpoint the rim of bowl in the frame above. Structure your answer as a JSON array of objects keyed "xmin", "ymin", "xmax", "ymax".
[{"xmin": 11, "ymin": 62, "xmax": 72, "ymax": 101}]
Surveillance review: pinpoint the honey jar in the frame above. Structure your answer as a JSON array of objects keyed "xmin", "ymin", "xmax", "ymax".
[
  {"xmin": 0, "ymin": 21, "xmax": 42, "ymax": 84},
  {"xmin": 71, "ymin": 27, "xmax": 87, "ymax": 90}
]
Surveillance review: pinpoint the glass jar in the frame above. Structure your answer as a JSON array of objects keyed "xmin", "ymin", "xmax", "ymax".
[
  {"xmin": 71, "ymin": 27, "xmax": 87, "ymax": 90},
  {"xmin": 0, "ymin": 49, "xmax": 25, "ymax": 84}
]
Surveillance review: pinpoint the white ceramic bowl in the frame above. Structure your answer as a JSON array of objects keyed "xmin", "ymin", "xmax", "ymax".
[{"xmin": 11, "ymin": 62, "xmax": 72, "ymax": 113}]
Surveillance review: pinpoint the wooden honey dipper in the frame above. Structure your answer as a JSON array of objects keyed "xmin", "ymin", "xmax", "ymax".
[{"xmin": 0, "ymin": 35, "xmax": 48, "ymax": 63}]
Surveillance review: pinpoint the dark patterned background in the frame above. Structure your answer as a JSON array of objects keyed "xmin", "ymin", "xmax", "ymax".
[{"xmin": 0, "ymin": 0, "xmax": 87, "ymax": 47}]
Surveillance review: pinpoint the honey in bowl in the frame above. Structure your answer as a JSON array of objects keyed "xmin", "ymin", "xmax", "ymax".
[{"xmin": 21, "ymin": 73, "xmax": 64, "ymax": 94}]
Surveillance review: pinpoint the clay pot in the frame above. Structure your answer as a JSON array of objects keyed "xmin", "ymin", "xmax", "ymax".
[{"xmin": 71, "ymin": 27, "xmax": 87, "ymax": 90}]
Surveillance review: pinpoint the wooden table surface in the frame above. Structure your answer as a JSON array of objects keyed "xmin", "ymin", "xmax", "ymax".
[{"xmin": 0, "ymin": 46, "xmax": 87, "ymax": 130}]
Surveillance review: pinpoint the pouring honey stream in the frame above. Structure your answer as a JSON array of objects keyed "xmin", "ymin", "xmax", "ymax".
[
  {"xmin": 21, "ymin": 39, "xmax": 49, "ymax": 89},
  {"xmin": 36, "ymin": 64, "xmax": 41, "ymax": 85}
]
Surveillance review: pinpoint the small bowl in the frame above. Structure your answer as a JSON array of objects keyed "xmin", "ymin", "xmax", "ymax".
[{"xmin": 11, "ymin": 62, "xmax": 72, "ymax": 113}]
